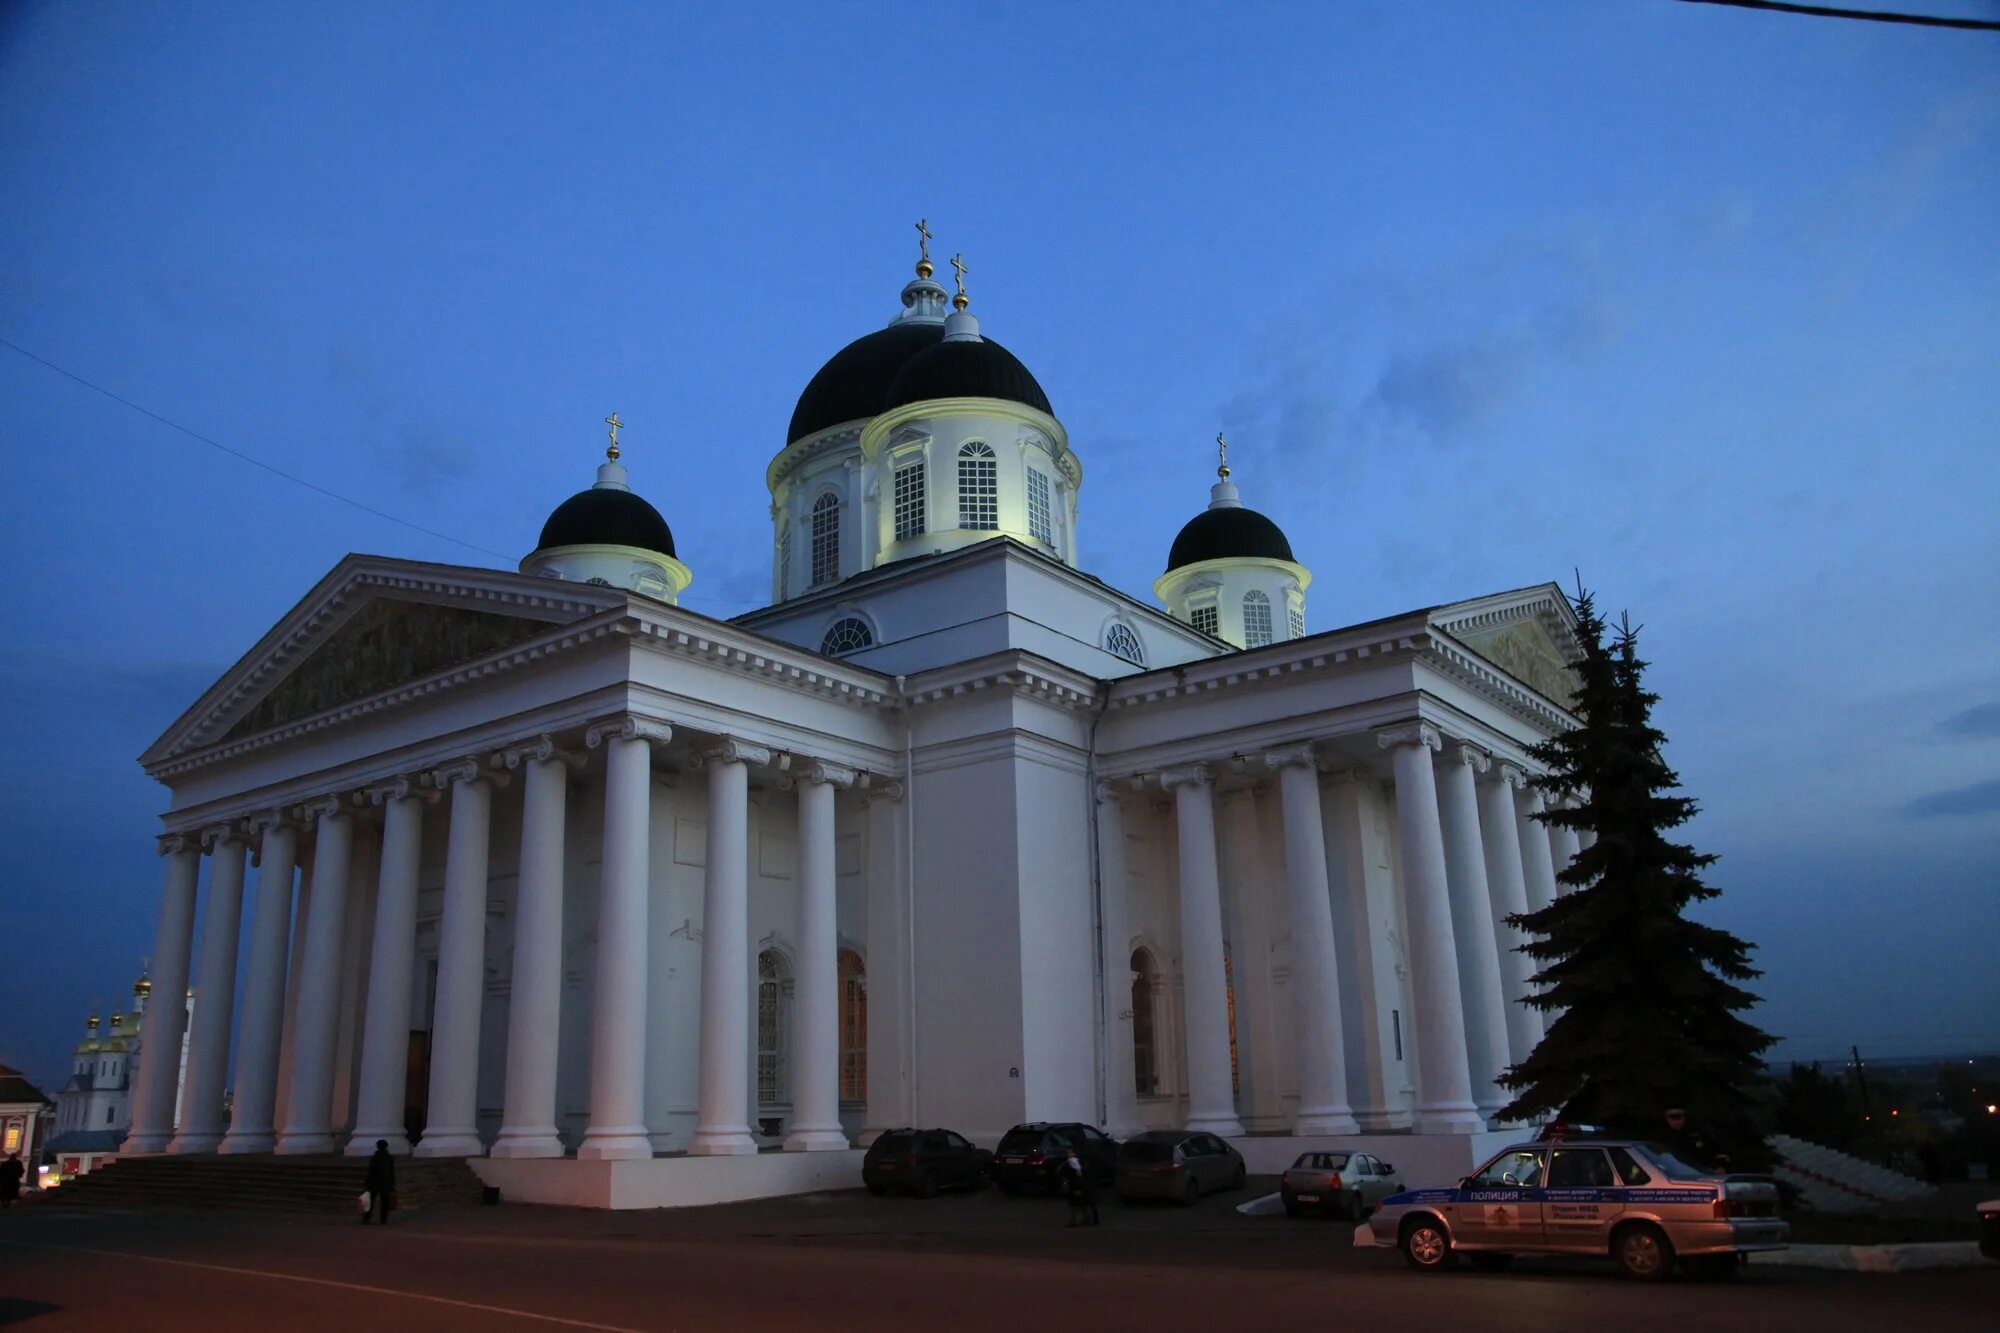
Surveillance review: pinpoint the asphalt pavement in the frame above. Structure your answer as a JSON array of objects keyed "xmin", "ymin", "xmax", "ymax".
[{"xmin": 3, "ymin": 1182, "xmax": 1994, "ymax": 1331}]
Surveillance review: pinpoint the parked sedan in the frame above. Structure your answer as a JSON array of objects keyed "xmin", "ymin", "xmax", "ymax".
[
  {"xmin": 989, "ymin": 1123, "xmax": 1120, "ymax": 1195},
  {"xmin": 862, "ymin": 1127, "xmax": 991, "ymax": 1198},
  {"xmin": 1115, "ymin": 1131, "xmax": 1247, "ymax": 1204},
  {"xmin": 1280, "ymin": 1151, "xmax": 1403, "ymax": 1219}
]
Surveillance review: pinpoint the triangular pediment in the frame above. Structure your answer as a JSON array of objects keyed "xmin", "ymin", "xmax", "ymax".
[
  {"xmin": 1430, "ymin": 583, "xmax": 1582, "ymax": 708},
  {"xmin": 143, "ymin": 555, "xmax": 632, "ymax": 768}
]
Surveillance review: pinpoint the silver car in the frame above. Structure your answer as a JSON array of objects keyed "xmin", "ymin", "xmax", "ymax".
[
  {"xmin": 1114, "ymin": 1130, "xmax": 1247, "ymax": 1203},
  {"xmin": 1280, "ymin": 1151, "xmax": 1403, "ymax": 1219},
  {"xmin": 1369, "ymin": 1137, "xmax": 1789, "ymax": 1280}
]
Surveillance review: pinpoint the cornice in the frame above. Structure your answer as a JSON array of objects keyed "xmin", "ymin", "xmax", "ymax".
[
  {"xmin": 904, "ymin": 653, "xmax": 1101, "ymax": 713},
  {"xmin": 1109, "ymin": 623, "xmax": 1427, "ymax": 711},
  {"xmin": 625, "ymin": 614, "xmax": 898, "ymax": 708},
  {"xmin": 766, "ymin": 423, "xmax": 865, "ymax": 493}
]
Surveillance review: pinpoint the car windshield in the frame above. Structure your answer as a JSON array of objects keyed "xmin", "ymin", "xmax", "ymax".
[
  {"xmin": 997, "ymin": 1129, "xmax": 1046, "ymax": 1153},
  {"xmin": 1120, "ymin": 1141, "xmax": 1176, "ymax": 1163},
  {"xmin": 1636, "ymin": 1143, "xmax": 1714, "ymax": 1181},
  {"xmin": 1292, "ymin": 1152, "xmax": 1349, "ymax": 1171}
]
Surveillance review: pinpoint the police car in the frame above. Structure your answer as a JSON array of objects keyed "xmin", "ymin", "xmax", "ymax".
[{"xmin": 1369, "ymin": 1135, "xmax": 1788, "ymax": 1280}]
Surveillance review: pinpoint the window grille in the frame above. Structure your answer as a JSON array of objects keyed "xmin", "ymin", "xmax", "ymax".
[
  {"xmin": 1105, "ymin": 622, "xmax": 1145, "ymax": 666},
  {"xmin": 820, "ymin": 616, "xmax": 874, "ymax": 655},
  {"xmin": 1243, "ymin": 590, "xmax": 1274, "ymax": 647},
  {"xmin": 757, "ymin": 950, "xmax": 786, "ymax": 1104},
  {"xmin": 893, "ymin": 461, "xmax": 927, "ymax": 540},
  {"xmin": 1191, "ymin": 605, "xmax": 1220, "ymax": 637},
  {"xmin": 1131, "ymin": 949, "xmax": 1159, "ymax": 1098},
  {"xmin": 958, "ymin": 441, "xmax": 997, "ymax": 530},
  {"xmin": 810, "ymin": 492, "xmax": 840, "ymax": 586},
  {"xmin": 838, "ymin": 950, "xmax": 867, "ymax": 1102},
  {"xmin": 1027, "ymin": 468, "xmax": 1053, "ymax": 544},
  {"xmin": 1288, "ymin": 603, "xmax": 1305, "ymax": 640}
]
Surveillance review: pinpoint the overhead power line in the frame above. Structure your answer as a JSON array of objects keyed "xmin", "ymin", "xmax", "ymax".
[
  {"xmin": 1673, "ymin": 0, "xmax": 2000, "ymax": 29},
  {"xmin": 0, "ymin": 334, "xmax": 760, "ymax": 611}
]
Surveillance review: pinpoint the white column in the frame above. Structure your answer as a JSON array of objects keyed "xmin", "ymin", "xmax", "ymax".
[
  {"xmin": 273, "ymin": 854, "xmax": 314, "ymax": 1136},
  {"xmin": 170, "ymin": 825, "xmax": 248, "ymax": 1154},
  {"xmin": 858, "ymin": 782, "xmax": 909, "ymax": 1145},
  {"xmin": 277, "ymin": 796, "xmax": 355, "ymax": 1153},
  {"xmin": 1378, "ymin": 724, "xmax": 1484, "ymax": 1134},
  {"xmin": 1095, "ymin": 782, "xmax": 1144, "ymax": 1139},
  {"xmin": 126, "ymin": 835, "xmax": 201, "ymax": 1154},
  {"xmin": 492, "ymin": 737, "xmax": 573, "ymax": 1159},
  {"xmin": 690, "ymin": 737, "xmax": 769, "ymax": 1156},
  {"xmin": 220, "ymin": 810, "xmax": 300, "ymax": 1153},
  {"xmin": 416, "ymin": 757, "xmax": 504, "ymax": 1157},
  {"xmin": 330, "ymin": 822, "xmax": 381, "ymax": 1136},
  {"xmin": 785, "ymin": 760, "xmax": 854, "ymax": 1151},
  {"xmin": 1518, "ymin": 786, "xmax": 1561, "ymax": 915},
  {"xmin": 1265, "ymin": 747, "xmax": 1359, "ymax": 1135},
  {"xmin": 1218, "ymin": 785, "xmax": 1283, "ymax": 1131},
  {"xmin": 577, "ymin": 717, "xmax": 671, "ymax": 1161},
  {"xmin": 1160, "ymin": 765, "xmax": 1245, "ymax": 1136},
  {"xmin": 1434, "ymin": 743, "xmax": 1512, "ymax": 1123},
  {"xmin": 346, "ymin": 777, "xmax": 434, "ymax": 1156},
  {"xmin": 1478, "ymin": 764, "xmax": 1544, "ymax": 1066}
]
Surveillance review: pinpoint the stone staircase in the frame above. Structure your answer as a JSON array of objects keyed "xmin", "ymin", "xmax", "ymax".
[
  {"xmin": 1770, "ymin": 1133, "xmax": 1938, "ymax": 1213},
  {"xmin": 33, "ymin": 1154, "xmax": 490, "ymax": 1214}
]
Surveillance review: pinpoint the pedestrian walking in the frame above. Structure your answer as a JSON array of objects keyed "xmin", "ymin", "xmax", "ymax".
[
  {"xmin": 361, "ymin": 1140, "xmax": 396, "ymax": 1225},
  {"xmin": 1, "ymin": 1152, "xmax": 23, "ymax": 1209},
  {"xmin": 1061, "ymin": 1144, "xmax": 1098, "ymax": 1227}
]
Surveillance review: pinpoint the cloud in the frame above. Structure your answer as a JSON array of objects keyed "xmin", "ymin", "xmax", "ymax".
[
  {"xmin": 382, "ymin": 418, "xmax": 477, "ymax": 493},
  {"xmin": 1939, "ymin": 702, "xmax": 2000, "ymax": 740},
  {"xmin": 1903, "ymin": 777, "xmax": 2000, "ymax": 820}
]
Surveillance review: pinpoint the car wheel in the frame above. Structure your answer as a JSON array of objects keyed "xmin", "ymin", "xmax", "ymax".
[
  {"xmin": 1614, "ymin": 1223, "xmax": 1674, "ymax": 1282},
  {"xmin": 916, "ymin": 1170, "xmax": 938, "ymax": 1200},
  {"xmin": 1182, "ymin": 1177, "xmax": 1200, "ymax": 1207},
  {"xmin": 1401, "ymin": 1217, "xmax": 1453, "ymax": 1271},
  {"xmin": 1468, "ymin": 1252, "xmax": 1514, "ymax": 1272}
]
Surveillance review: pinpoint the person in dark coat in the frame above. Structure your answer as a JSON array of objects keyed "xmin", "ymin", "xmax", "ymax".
[
  {"xmin": 1061, "ymin": 1144, "xmax": 1098, "ymax": 1227},
  {"xmin": 1663, "ymin": 1107, "xmax": 1729, "ymax": 1172},
  {"xmin": 362, "ymin": 1140, "xmax": 396, "ymax": 1225},
  {"xmin": 1, "ymin": 1152, "xmax": 23, "ymax": 1209}
]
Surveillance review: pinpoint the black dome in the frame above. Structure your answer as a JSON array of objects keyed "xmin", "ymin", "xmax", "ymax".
[
  {"xmin": 884, "ymin": 337, "xmax": 1051, "ymax": 417},
  {"xmin": 1166, "ymin": 506, "xmax": 1294, "ymax": 571},
  {"xmin": 536, "ymin": 487, "xmax": 677, "ymax": 558},
  {"xmin": 788, "ymin": 322, "xmax": 945, "ymax": 444}
]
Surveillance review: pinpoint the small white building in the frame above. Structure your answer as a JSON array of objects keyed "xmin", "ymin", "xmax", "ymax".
[
  {"xmin": 120, "ymin": 244, "xmax": 1591, "ymax": 1207},
  {"xmin": 48, "ymin": 972, "xmax": 193, "ymax": 1176}
]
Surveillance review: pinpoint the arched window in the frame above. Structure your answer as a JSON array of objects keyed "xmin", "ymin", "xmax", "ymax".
[
  {"xmin": 810, "ymin": 492, "xmax": 840, "ymax": 587},
  {"xmin": 1243, "ymin": 590, "xmax": 1273, "ymax": 647},
  {"xmin": 838, "ymin": 949, "xmax": 866, "ymax": 1102},
  {"xmin": 820, "ymin": 616, "xmax": 874, "ymax": 656},
  {"xmin": 1104, "ymin": 622, "xmax": 1145, "ymax": 666},
  {"xmin": 1026, "ymin": 467, "xmax": 1053, "ymax": 545},
  {"xmin": 958, "ymin": 441, "xmax": 998, "ymax": 530},
  {"xmin": 893, "ymin": 460, "xmax": 927, "ymax": 540},
  {"xmin": 757, "ymin": 949, "xmax": 790, "ymax": 1106},
  {"xmin": 1131, "ymin": 948, "xmax": 1159, "ymax": 1098},
  {"xmin": 1288, "ymin": 603, "xmax": 1305, "ymax": 640}
]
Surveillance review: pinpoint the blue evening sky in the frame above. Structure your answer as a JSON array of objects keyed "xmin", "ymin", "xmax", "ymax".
[{"xmin": 2, "ymin": 2, "xmax": 1995, "ymax": 1091}]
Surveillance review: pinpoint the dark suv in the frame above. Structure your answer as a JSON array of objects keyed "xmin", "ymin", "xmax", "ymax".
[
  {"xmin": 862, "ymin": 1128, "xmax": 991, "ymax": 1198},
  {"xmin": 989, "ymin": 1122, "xmax": 1120, "ymax": 1195}
]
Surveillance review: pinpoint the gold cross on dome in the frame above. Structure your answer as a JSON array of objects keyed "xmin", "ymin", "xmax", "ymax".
[
  {"xmin": 1216, "ymin": 431, "xmax": 1230, "ymax": 479},
  {"xmin": 915, "ymin": 217, "xmax": 932, "ymax": 264},
  {"xmin": 949, "ymin": 252, "xmax": 969, "ymax": 309},
  {"xmin": 604, "ymin": 412, "xmax": 624, "ymax": 460}
]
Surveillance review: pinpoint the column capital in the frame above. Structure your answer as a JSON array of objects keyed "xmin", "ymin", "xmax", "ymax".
[
  {"xmin": 689, "ymin": 736, "xmax": 772, "ymax": 769},
  {"xmin": 157, "ymin": 832, "xmax": 198, "ymax": 856},
  {"xmin": 1158, "ymin": 763, "xmax": 1214, "ymax": 792},
  {"xmin": 1375, "ymin": 721, "xmax": 1442, "ymax": 754},
  {"xmin": 1093, "ymin": 778, "xmax": 1129, "ymax": 805},
  {"xmin": 1443, "ymin": 741, "xmax": 1490, "ymax": 773},
  {"xmin": 199, "ymin": 821, "xmax": 245, "ymax": 852},
  {"xmin": 585, "ymin": 715, "xmax": 674, "ymax": 751},
  {"xmin": 1261, "ymin": 743, "xmax": 1320, "ymax": 773},
  {"xmin": 859, "ymin": 780, "xmax": 905, "ymax": 806},
  {"xmin": 1494, "ymin": 761, "xmax": 1528, "ymax": 791},
  {"xmin": 793, "ymin": 759, "xmax": 856, "ymax": 789},
  {"xmin": 431, "ymin": 755, "xmax": 510, "ymax": 792},
  {"xmin": 364, "ymin": 775, "xmax": 439, "ymax": 807},
  {"xmin": 500, "ymin": 734, "xmax": 586, "ymax": 772},
  {"xmin": 245, "ymin": 808, "xmax": 296, "ymax": 837}
]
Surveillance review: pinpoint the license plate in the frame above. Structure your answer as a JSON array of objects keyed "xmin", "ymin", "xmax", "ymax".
[
  {"xmin": 1297, "ymin": 1194, "xmax": 1320, "ymax": 1203},
  {"xmin": 879, "ymin": 1163, "xmax": 896, "ymax": 1170},
  {"xmin": 1001, "ymin": 1157, "xmax": 1023, "ymax": 1164}
]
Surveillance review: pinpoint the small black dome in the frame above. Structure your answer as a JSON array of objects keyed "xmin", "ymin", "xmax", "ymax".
[
  {"xmin": 883, "ymin": 337, "xmax": 1052, "ymax": 417},
  {"xmin": 537, "ymin": 487, "xmax": 677, "ymax": 558},
  {"xmin": 789, "ymin": 322, "xmax": 945, "ymax": 444},
  {"xmin": 1166, "ymin": 506, "xmax": 1294, "ymax": 571}
]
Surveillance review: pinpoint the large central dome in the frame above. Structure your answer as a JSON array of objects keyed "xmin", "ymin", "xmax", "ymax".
[{"xmin": 787, "ymin": 322, "xmax": 943, "ymax": 444}]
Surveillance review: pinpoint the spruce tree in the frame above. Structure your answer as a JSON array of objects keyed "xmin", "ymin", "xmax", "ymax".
[{"xmin": 1496, "ymin": 585, "xmax": 1773, "ymax": 1163}]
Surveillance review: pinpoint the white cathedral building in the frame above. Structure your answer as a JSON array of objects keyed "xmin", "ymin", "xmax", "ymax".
[{"xmin": 122, "ymin": 240, "xmax": 1592, "ymax": 1207}]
